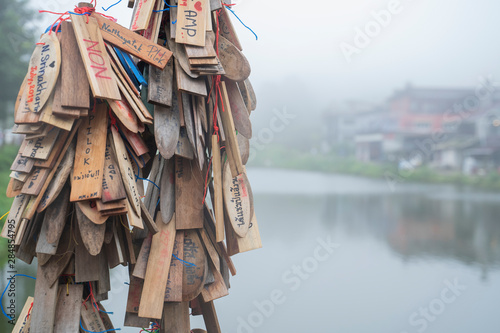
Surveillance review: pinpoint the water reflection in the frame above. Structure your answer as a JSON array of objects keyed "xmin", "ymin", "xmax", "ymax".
[{"xmin": 322, "ymin": 192, "xmax": 500, "ymax": 279}]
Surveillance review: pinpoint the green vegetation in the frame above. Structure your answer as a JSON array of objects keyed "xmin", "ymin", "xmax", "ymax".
[
  {"xmin": 249, "ymin": 145, "xmax": 500, "ymax": 191},
  {"xmin": 0, "ymin": 0, "xmax": 37, "ymax": 125},
  {"xmin": 0, "ymin": 145, "xmax": 21, "ymax": 267}
]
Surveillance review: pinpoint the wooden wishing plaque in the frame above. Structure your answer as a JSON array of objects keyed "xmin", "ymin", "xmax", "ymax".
[
  {"xmin": 93, "ymin": 13, "xmax": 173, "ymax": 69},
  {"xmin": 139, "ymin": 214, "xmax": 176, "ymax": 319},
  {"xmin": 27, "ymin": 33, "xmax": 61, "ymax": 113},
  {"xmin": 175, "ymin": 156, "xmax": 204, "ymax": 229},
  {"xmin": 70, "ymin": 103, "xmax": 108, "ymax": 202},
  {"xmin": 182, "ymin": 229, "xmax": 208, "ymax": 301},
  {"xmin": 102, "ymin": 137, "xmax": 127, "ymax": 203},
  {"xmin": 223, "ymin": 160, "xmax": 251, "ymax": 238},
  {"xmin": 70, "ymin": 13, "xmax": 121, "ymax": 100},
  {"xmin": 130, "ymin": 0, "xmax": 156, "ymax": 31},
  {"xmin": 111, "ymin": 126, "xmax": 141, "ymax": 215},
  {"xmin": 176, "ymin": 0, "xmax": 208, "ymax": 47}
]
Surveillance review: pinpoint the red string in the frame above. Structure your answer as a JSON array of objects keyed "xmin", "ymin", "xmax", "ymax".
[
  {"xmin": 39, "ymin": 3, "xmax": 117, "ymax": 35},
  {"xmin": 202, "ymin": 157, "xmax": 213, "ymax": 205},
  {"xmin": 26, "ymin": 302, "xmax": 34, "ymax": 320},
  {"xmin": 108, "ymin": 107, "xmax": 119, "ymax": 131}
]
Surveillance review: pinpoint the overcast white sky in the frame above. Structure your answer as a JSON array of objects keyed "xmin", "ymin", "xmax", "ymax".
[{"xmin": 30, "ymin": 0, "xmax": 500, "ymax": 106}]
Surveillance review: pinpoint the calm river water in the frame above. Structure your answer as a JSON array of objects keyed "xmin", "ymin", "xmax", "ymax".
[{"xmin": 4, "ymin": 168, "xmax": 500, "ymax": 332}]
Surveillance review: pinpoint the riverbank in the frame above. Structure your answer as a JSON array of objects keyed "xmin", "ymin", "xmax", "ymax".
[{"xmin": 249, "ymin": 145, "xmax": 500, "ymax": 191}]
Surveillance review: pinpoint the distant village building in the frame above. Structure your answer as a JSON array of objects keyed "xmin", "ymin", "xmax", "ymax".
[{"xmin": 325, "ymin": 84, "xmax": 500, "ymax": 174}]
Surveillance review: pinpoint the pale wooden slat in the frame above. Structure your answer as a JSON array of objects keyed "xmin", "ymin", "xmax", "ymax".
[
  {"xmin": 70, "ymin": 14, "xmax": 121, "ymax": 100},
  {"xmin": 176, "ymin": 0, "xmax": 207, "ymax": 47},
  {"xmin": 60, "ymin": 21, "xmax": 90, "ymax": 109},
  {"xmin": 70, "ymin": 103, "xmax": 108, "ymax": 202},
  {"xmin": 139, "ymin": 213, "xmax": 176, "ymax": 319},
  {"xmin": 93, "ymin": 13, "xmax": 173, "ymax": 69}
]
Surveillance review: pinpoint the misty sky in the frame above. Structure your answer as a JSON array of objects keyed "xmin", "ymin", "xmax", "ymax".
[{"xmin": 30, "ymin": 0, "xmax": 500, "ymax": 107}]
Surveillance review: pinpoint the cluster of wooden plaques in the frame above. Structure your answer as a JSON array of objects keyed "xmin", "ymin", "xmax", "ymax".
[{"xmin": 4, "ymin": 1, "xmax": 261, "ymax": 332}]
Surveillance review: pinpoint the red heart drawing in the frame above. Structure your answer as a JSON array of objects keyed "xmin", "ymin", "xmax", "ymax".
[{"xmin": 194, "ymin": 1, "xmax": 202, "ymax": 11}]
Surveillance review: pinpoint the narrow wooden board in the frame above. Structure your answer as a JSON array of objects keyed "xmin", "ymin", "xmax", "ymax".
[
  {"xmin": 132, "ymin": 233, "xmax": 152, "ymax": 279},
  {"xmin": 222, "ymin": 161, "xmax": 251, "ymax": 237},
  {"xmin": 76, "ymin": 200, "xmax": 109, "ymax": 225},
  {"xmin": 176, "ymin": 59, "xmax": 207, "ymax": 97},
  {"xmin": 175, "ymin": 156, "xmax": 204, "ymax": 229},
  {"xmin": 161, "ymin": 302, "xmax": 190, "ymax": 333},
  {"xmin": 236, "ymin": 213, "xmax": 262, "ymax": 253},
  {"xmin": 44, "ymin": 182, "xmax": 71, "ymax": 244},
  {"xmin": 160, "ymin": 158, "xmax": 176, "ymax": 225},
  {"xmin": 182, "ymin": 229, "xmax": 208, "ymax": 301},
  {"xmin": 30, "ymin": 262, "xmax": 58, "ymax": 333},
  {"xmin": 155, "ymin": 104, "xmax": 180, "ymax": 160},
  {"xmin": 140, "ymin": 200, "xmax": 159, "ymax": 234},
  {"xmin": 38, "ymin": 140, "xmax": 75, "ymax": 212},
  {"xmin": 60, "ymin": 21, "xmax": 90, "ymax": 109},
  {"xmin": 237, "ymin": 78, "xmax": 257, "ymax": 113},
  {"xmin": 11, "ymin": 143, "xmax": 35, "ymax": 173},
  {"xmin": 108, "ymin": 96, "xmax": 141, "ymax": 134},
  {"xmin": 102, "ymin": 136, "xmax": 127, "ymax": 203},
  {"xmin": 118, "ymin": 123, "xmax": 149, "ymax": 156},
  {"xmin": 176, "ymin": 127, "xmax": 195, "ymax": 159},
  {"xmin": 124, "ymin": 312, "xmax": 150, "ymax": 328},
  {"xmin": 106, "ymin": 43, "xmax": 140, "ymax": 97},
  {"xmin": 200, "ymin": 253, "xmax": 229, "ymax": 302},
  {"xmin": 53, "ymin": 284, "xmax": 83, "ymax": 333},
  {"xmin": 70, "ymin": 14, "xmax": 121, "ymax": 100},
  {"xmin": 70, "ymin": 103, "xmax": 108, "ymax": 201},
  {"xmin": 10, "ymin": 170, "xmax": 29, "ymax": 183},
  {"xmin": 199, "ymin": 298, "xmax": 221, "ymax": 333},
  {"xmin": 224, "ymin": 79, "xmax": 252, "ymax": 139},
  {"xmin": 1, "ymin": 194, "xmax": 29, "ymax": 239},
  {"xmin": 6, "ymin": 178, "xmax": 23, "ymax": 198},
  {"xmin": 51, "ymin": 74, "xmax": 81, "ymax": 118},
  {"xmin": 184, "ymin": 31, "xmax": 217, "ymax": 58},
  {"xmin": 237, "ymin": 133, "xmax": 250, "ymax": 165},
  {"xmin": 116, "ymin": 75, "xmax": 153, "ymax": 124},
  {"xmin": 142, "ymin": 0, "xmax": 165, "ymax": 43},
  {"xmin": 211, "ymin": 137, "xmax": 224, "ymax": 242},
  {"xmin": 190, "ymin": 57, "xmax": 219, "ymax": 66},
  {"xmin": 181, "ymin": 92, "xmax": 197, "ymax": 160},
  {"xmin": 165, "ymin": 231, "xmax": 184, "ymax": 302},
  {"xmin": 76, "ymin": 203, "xmax": 106, "ymax": 255},
  {"xmin": 148, "ymin": 60, "xmax": 174, "ymax": 106},
  {"xmin": 176, "ymin": 0, "xmax": 207, "ymax": 47},
  {"xmin": 139, "ymin": 213, "xmax": 176, "ymax": 319},
  {"xmin": 39, "ymin": 91, "xmax": 75, "ymax": 131},
  {"xmin": 15, "ymin": 77, "xmax": 40, "ymax": 124},
  {"xmin": 11, "ymin": 296, "xmax": 33, "ymax": 333},
  {"xmin": 126, "ymin": 276, "xmax": 144, "ymax": 313},
  {"xmin": 35, "ymin": 212, "xmax": 58, "ymax": 255},
  {"xmin": 93, "ymin": 13, "xmax": 173, "ymax": 69},
  {"xmin": 218, "ymin": 6, "xmax": 243, "ymax": 51},
  {"xmin": 27, "ymin": 33, "xmax": 61, "ymax": 113},
  {"xmin": 111, "ymin": 126, "xmax": 141, "ymax": 215},
  {"xmin": 218, "ymin": 35, "xmax": 250, "ymax": 82},
  {"xmin": 219, "ymin": 81, "xmax": 243, "ymax": 177},
  {"xmin": 21, "ymin": 168, "xmax": 50, "ymax": 196},
  {"xmin": 125, "ymin": 197, "xmax": 144, "ymax": 229},
  {"xmin": 130, "ymin": 0, "xmax": 156, "ymax": 31},
  {"xmin": 33, "ymin": 127, "xmax": 70, "ymax": 169},
  {"xmin": 210, "ymin": 0, "xmax": 222, "ymax": 10},
  {"xmin": 75, "ymin": 226, "xmax": 101, "ymax": 281},
  {"xmin": 96, "ymin": 199, "xmax": 126, "ymax": 212},
  {"xmin": 81, "ymin": 300, "xmax": 106, "ymax": 332},
  {"xmin": 165, "ymin": 28, "xmax": 199, "ymax": 79},
  {"xmin": 22, "ymin": 127, "xmax": 60, "ymax": 160}
]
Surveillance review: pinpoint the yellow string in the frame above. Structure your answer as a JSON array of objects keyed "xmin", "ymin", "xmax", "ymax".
[{"xmin": 0, "ymin": 211, "xmax": 10, "ymax": 222}]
